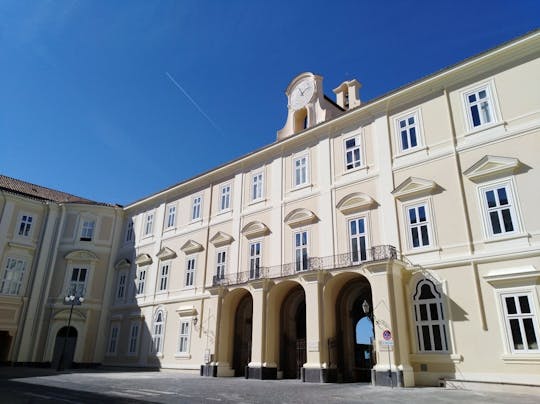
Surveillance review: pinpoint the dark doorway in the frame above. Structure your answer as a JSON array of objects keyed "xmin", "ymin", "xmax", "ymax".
[
  {"xmin": 232, "ymin": 294, "xmax": 252, "ymax": 377},
  {"xmin": 0, "ymin": 331, "xmax": 12, "ymax": 362},
  {"xmin": 335, "ymin": 278, "xmax": 374, "ymax": 382},
  {"xmin": 280, "ymin": 285, "xmax": 306, "ymax": 379},
  {"xmin": 52, "ymin": 326, "xmax": 77, "ymax": 370}
]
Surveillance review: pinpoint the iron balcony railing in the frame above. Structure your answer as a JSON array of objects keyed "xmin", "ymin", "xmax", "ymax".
[{"xmin": 212, "ymin": 244, "xmax": 398, "ymax": 287}]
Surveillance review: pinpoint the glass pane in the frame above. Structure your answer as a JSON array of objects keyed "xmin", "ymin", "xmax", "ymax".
[
  {"xmin": 72, "ymin": 269, "xmax": 79, "ymax": 281},
  {"xmin": 468, "ymin": 94, "xmax": 476, "ymax": 103},
  {"xmin": 523, "ymin": 318, "xmax": 538, "ymax": 350},
  {"xmin": 412, "ymin": 227, "xmax": 419, "ymax": 248},
  {"xmin": 471, "ymin": 105, "xmax": 480, "ymax": 127},
  {"xmin": 422, "ymin": 325, "xmax": 432, "ymax": 351},
  {"xmin": 353, "ymin": 149, "xmax": 360, "ymax": 164},
  {"xmin": 486, "ymin": 190, "xmax": 496, "ymax": 208},
  {"xmin": 408, "ymin": 116, "xmax": 414, "ymax": 125},
  {"xmin": 501, "ymin": 209, "xmax": 514, "ymax": 232},
  {"xmin": 418, "ymin": 206, "xmax": 426, "ymax": 222},
  {"xmin": 479, "ymin": 90, "xmax": 486, "ymax": 99},
  {"xmin": 358, "ymin": 219, "xmax": 365, "ymax": 234},
  {"xmin": 429, "ymin": 303, "xmax": 438, "ymax": 320},
  {"xmin": 505, "ymin": 297, "xmax": 517, "ymax": 314},
  {"xmin": 419, "ymin": 304, "xmax": 428, "ymax": 321},
  {"xmin": 518, "ymin": 296, "xmax": 531, "ymax": 313},
  {"xmin": 401, "ymin": 131, "xmax": 409, "ymax": 149},
  {"xmin": 399, "ymin": 120, "xmax": 406, "ymax": 128},
  {"xmin": 419, "ymin": 283, "xmax": 436, "ymax": 300},
  {"xmin": 409, "ymin": 208, "xmax": 417, "ymax": 224},
  {"xmin": 346, "ymin": 138, "xmax": 356, "ymax": 148},
  {"xmin": 421, "ymin": 225, "xmax": 429, "ymax": 246},
  {"xmin": 490, "ymin": 211, "xmax": 502, "ymax": 234},
  {"xmin": 410, "ymin": 127, "xmax": 417, "ymax": 147},
  {"xmin": 497, "ymin": 188, "xmax": 508, "ymax": 205},
  {"xmin": 360, "ymin": 237, "xmax": 366, "ymax": 261},
  {"xmin": 350, "ymin": 220, "xmax": 357, "ymax": 235},
  {"xmin": 433, "ymin": 325, "xmax": 442, "ymax": 350},
  {"xmin": 509, "ymin": 319, "xmax": 524, "ymax": 350},
  {"xmin": 302, "ymin": 232, "xmax": 307, "ymax": 245}
]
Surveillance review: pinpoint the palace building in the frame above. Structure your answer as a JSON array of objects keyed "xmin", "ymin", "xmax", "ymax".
[{"xmin": 1, "ymin": 30, "xmax": 539, "ymax": 388}]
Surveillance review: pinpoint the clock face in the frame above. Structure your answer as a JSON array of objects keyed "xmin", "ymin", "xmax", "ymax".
[{"xmin": 291, "ymin": 79, "xmax": 315, "ymax": 110}]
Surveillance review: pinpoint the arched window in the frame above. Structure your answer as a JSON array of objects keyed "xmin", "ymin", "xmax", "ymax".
[
  {"xmin": 152, "ymin": 310, "xmax": 165, "ymax": 354},
  {"xmin": 413, "ymin": 279, "xmax": 448, "ymax": 352}
]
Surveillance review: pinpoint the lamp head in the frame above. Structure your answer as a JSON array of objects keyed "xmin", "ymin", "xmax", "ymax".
[{"xmin": 362, "ymin": 299, "xmax": 370, "ymax": 315}]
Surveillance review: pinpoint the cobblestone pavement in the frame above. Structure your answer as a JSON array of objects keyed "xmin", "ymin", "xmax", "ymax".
[{"xmin": 0, "ymin": 367, "xmax": 538, "ymax": 403}]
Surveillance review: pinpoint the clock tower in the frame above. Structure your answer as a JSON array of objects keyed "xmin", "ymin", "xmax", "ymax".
[{"xmin": 277, "ymin": 72, "xmax": 343, "ymax": 141}]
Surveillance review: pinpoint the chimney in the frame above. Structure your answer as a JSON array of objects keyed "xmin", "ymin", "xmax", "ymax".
[{"xmin": 333, "ymin": 79, "xmax": 362, "ymax": 110}]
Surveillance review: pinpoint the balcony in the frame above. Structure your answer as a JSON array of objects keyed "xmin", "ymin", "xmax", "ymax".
[{"xmin": 212, "ymin": 245, "xmax": 398, "ymax": 287}]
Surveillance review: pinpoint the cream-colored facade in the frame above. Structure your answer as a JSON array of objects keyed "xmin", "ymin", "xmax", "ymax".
[{"xmin": 1, "ymin": 31, "xmax": 539, "ymax": 388}]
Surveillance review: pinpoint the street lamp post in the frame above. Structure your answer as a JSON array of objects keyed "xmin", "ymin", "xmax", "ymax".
[
  {"xmin": 362, "ymin": 299, "xmax": 393, "ymax": 388},
  {"xmin": 57, "ymin": 293, "xmax": 84, "ymax": 371}
]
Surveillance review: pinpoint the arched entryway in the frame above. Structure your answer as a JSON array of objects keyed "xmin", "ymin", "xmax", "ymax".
[
  {"xmin": 280, "ymin": 285, "xmax": 306, "ymax": 379},
  {"xmin": 334, "ymin": 276, "xmax": 374, "ymax": 382},
  {"xmin": 52, "ymin": 326, "xmax": 78, "ymax": 369},
  {"xmin": 0, "ymin": 331, "xmax": 12, "ymax": 362},
  {"xmin": 233, "ymin": 293, "xmax": 253, "ymax": 377}
]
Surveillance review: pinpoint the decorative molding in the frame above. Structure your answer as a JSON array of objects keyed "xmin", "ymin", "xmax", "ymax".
[
  {"xmin": 209, "ymin": 231, "xmax": 234, "ymax": 247},
  {"xmin": 284, "ymin": 208, "xmax": 319, "ymax": 228},
  {"xmin": 180, "ymin": 240, "xmax": 204, "ymax": 254},
  {"xmin": 392, "ymin": 177, "xmax": 439, "ymax": 200},
  {"xmin": 483, "ymin": 265, "xmax": 539, "ymax": 285},
  {"xmin": 176, "ymin": 305, "xmax": 197, "ymax": 317},
  {"xmin": 135, "ymin": 253, "xmax": 152, "ymax": 266},
  {"xmin": 241, "ymin": 221, "xmax": 270, "ymax": 239},
  {"xmin": 157, "ymin": 246, "xmax": 177, "ymax": 260},
  {"xmin": 463, "ymin": 155, "xmax": 522, "ymax": 182},
  {"xmin": 114, "ymin": 258, "xmax": 131, "ymax": 270},
  {"xmin": 64, "ymin": 250, "xmax": 99, "ymax": 262},
  {"xmin": 336, "ymin": 192, "xmax": 376, "ymax": 215}
]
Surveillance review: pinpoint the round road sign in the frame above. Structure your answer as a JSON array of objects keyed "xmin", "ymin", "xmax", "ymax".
[{"xmin": 383, "ymin": 329, "xmax": 392, "ymax": 340}]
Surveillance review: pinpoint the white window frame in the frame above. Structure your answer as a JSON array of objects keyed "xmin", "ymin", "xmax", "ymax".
[
  {"xmin": 151, "ymin": 310, "xmax": 165, "ymax": 355},
  {"xmin": 128, "ymin": 322, "xmax": 140, "ymax": 356},
  {"xmin": 191, "ymin": 195, "xmax": 202, "ymax": 221},
  {"xmin": 498, "ymin": 288, "xmax": 540, "ymax": 354},
  {"xmin": 216, "ymin": 248, "xmax": 227, "ymax": 281},
  {"xmin": 478, "ymin": 179, "xmax": 521, "ymax": 239},
  {"xmin": 348, "ymin": 216, "xmax": 368, "ymax": 264},
  {"xmin": 143, "ymin": 212, "xmax": 154, "ymax": 237},
  {"xmin": 80, "ymin": 219, "xmax": 95, "ymax": 242},
  {"xmin": 412, "ymin": 278, "xmax": 449, "ymax": 353},
  {"xmin": 158, "ymin": 262, "xmax": 170, "ymax": 292},
  {"xmin": 0, "ymin": 257, "xmax": 27, "ymax": 296},
  {"xmin": 404, "ymin": 199, "xmax": 435, "ymax": 250},
  {"xmin": 249, "ymin": 240, "xmax": 262, "ymax": 279},
  {"xmin": 293, "ymin": 154, "xmax": 309, "ymax": 188},
  {"xmin": 294, "ymin": 230, "xmax": 309, "ymax": 271},
  {"xmin": 251, "ymin": 171, "xmax": 264, "ymax": 202},
  {"xmin": 219, "ymin": 183, "xmax": 232, "ymax": 212},
  {"xmin": 17, "ymin": 213, "xmax": 34, "ymax": 238},
  {"xmin": 462, "ymin": 81, "xmax": 498, "ymax": 131},
  {"xmin": 185, "ymin": 256, "xmax": 196, "ymax": 287},
  {"xmin": 106, "ymin": 324, "xmax": 120, "ymax": 355},
  {"xmin": 136, "ymin": 267, "xmax": 147, "ymax": 295},
  {"xmin": 165, "ymin": 204, "xmax": 177, "ymax": 229},
  {"xmin": 68, "ymin": 267, "xmax": 88, "ymax": 296},
  {"xmin": 125, "ymin": 219, "xmax": 134, "ymax": 243},
  {"xmin": 116, "ymin": 271, "xmax": 127, "ymax": 301},
  {"xmin": 394, "ymin": 110, "xmax": 422, "ymax": 153},
  {"xmin": 343, "ymin": 134, "xmax": 363, "ymax": 171},
  {"xmin": 177, "ymin": 320, "xmax": 191, "ymax": 355}
]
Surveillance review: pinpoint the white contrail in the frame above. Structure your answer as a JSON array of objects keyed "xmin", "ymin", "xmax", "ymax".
[{"xmin": 165, "ymin": 72, "xmax": 225, "ymax": 136}]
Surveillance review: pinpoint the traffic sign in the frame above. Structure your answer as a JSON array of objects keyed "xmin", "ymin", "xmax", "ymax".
[{"xmin": 383, "ymin": 329, "xmax": 392, "ymax": 341}]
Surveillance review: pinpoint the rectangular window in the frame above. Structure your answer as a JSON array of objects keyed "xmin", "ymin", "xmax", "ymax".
[
  {"xmin": 249, "ymin": 241, "xmax": 261, "ymax": 279},
  {"xmin": 295, "ymin": 231, "xmax": 309, "ymax": 271},
  {"xmin": 216, "ymin": 249, "xmax": 226, "ymax": 280},
  {"xmin": 144, "ymin": 213, "xmax": 154, "ymax": 236},
  {"xmin": 293, "ymin": 156, "xmax": 308, "ymax": 187},
  {"xmin": 344, "ymin": 136, "xmax": 361, "ymax": 170},
  {"xmin": 80, "ymin": 220, "xmax": 95, "ymax": 241},
  {"xmin": 220, "ymin": 184, "xmax": 231, "ymax": 211},
  {"xmin": 483, "ymin": 184, "xmax": 517, "ymax": 237},
  {"xmin": 69, "ymin": 267, "xmax": 87, "ymax": 296},
  {"xmin": 398, "ymin": 114, "xmax": 419, "ymax": 151},
  {"xmin": 166, "ymin": 205, "xmax": 176, "ymax": 228},
  {"xmin": 107, "ymin": 325, "xmax": 119, "ymax": 354},
  {"xmin": 136, "ymin": 268, "xmax": 146, "ymax": 295},
  {"xmin": 125, "ymin": 220, "xmax": 134, "ymax": 242},
  {"xmin": 407, "ymin": 204, "xmax": 431, "ymax": 248},
  {"xmin": 178, "ymin": 321, "xmax": 190, "ymax": 353},
  {"xmin": 251, "ymin": 172, "xmax": 264, "ymax": 201},
  {"xmin": 349, "ymin": 218, "xmax": 367, "ymax": 263},
  {"xmin": 465, "ymin": 85, "xmax": 494, "ymax": 128},
  {"xmin": 192, "ymin": 196, "xmax": 202, "ymax": 221},
  {"xmin": 501, "ymin": 292, "xmax": 539, "ymax": 353},
  {"xmin": 116, "ymin": 272, "xmax": 126, "ymax": 300},
  {"xmin": 186, "ymin": 257, "xmax": 196, "ymax": 287},
  {"xmin": 128, "ymin": 323, "xmax": 140, "ymax": 355},
  {"xmin": 159, "ymin": 263, "xmax": 169, "ymax": 291},
  {"xmin": 0, "ymin": 257, "xmax": 26, "ymax": 295},
  {"xmin": 18, "ymin": 215, "xmax": 33, "ymax": 237}
]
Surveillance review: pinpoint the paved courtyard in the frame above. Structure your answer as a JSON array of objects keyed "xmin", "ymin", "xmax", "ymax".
[{"xmin": 0, "ymin": 367, "xmax": 538, "ymax": 403}]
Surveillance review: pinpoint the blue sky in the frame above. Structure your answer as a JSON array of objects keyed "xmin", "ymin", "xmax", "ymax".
[{"xmin": 1, "ymin": 1, "xmax": 538, "ymax": 206}]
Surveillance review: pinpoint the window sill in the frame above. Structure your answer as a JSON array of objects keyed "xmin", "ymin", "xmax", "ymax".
[
  {"xmin": 174, "ymin": 353, "xmax": 191, "ymax": 359},
  {"xmin": 343, "ymin": 165, "xmax": 368, "ymax": 176},
  {"xmin": 163, "ymin": 226, "xmax": 176, "ymax": 233},
  {"xmin": 290, "ymin": 183, "xmax": 312, "ymax": 193},
  {"xmin": 465, "ymin": 121, "xmax": 505, "ymax": 137},
  {"xmin": 483, "ymin": 232, "xmax": 528, "ymax": 244},
  {"xmin": 190, "ymin": 218, "xmax": 202, "ymax": 224},
  {"xmin": 249, "ymin": 198, "xmax": 266, "ymax": 206},
  {"xmin": 217, "ymin": 208, "xmax": 232, "ymax": 216},
  {"xmin": 500, "ymin": 354, "xmax": 540, "ymax": 363},
  {"xmin": 409, "ymin": 352, "xmax": 460, "ymax": 363},
  {"xmin": 404, "ymin": 246, "xmax": 441, "ymax": 256}
]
